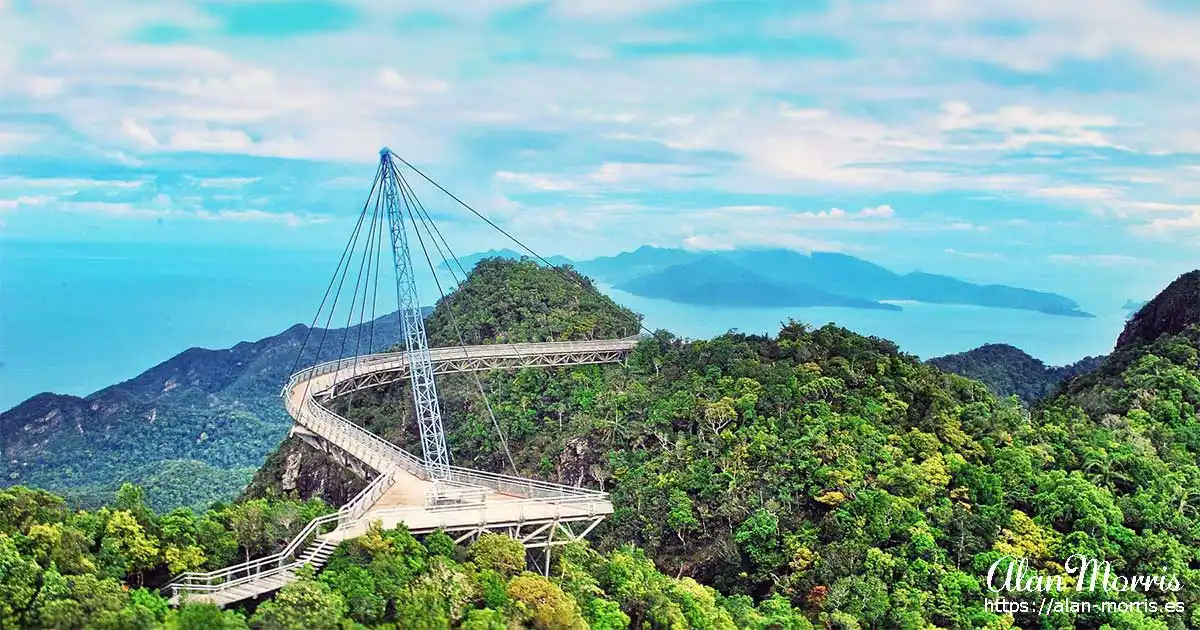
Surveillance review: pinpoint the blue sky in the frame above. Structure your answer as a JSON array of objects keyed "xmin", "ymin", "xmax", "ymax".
[{"xmin": 1, "ymin": 0, "xmax": 1199, "ymax": 304}]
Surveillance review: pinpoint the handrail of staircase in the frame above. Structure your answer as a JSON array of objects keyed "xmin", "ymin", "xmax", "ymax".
[
  {"xmin": 340, "ymin": 470, "xmax": 396, "ymax": 525},
  {"xmin": 166, "ymin": 560, "xmax": 309, "ymax": 596},
  {"xmin": 165, "ymin": 466, "xmax": 396, "ymax": 590},
  {"xmin": 163, "ymin": 511, "xmax": 340, "ymax": 591}
]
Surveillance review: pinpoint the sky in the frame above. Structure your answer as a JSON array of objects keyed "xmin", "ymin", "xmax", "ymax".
[{"xmin": 1, "ymin": 0, "xmax": 1199, "ymax": 305}]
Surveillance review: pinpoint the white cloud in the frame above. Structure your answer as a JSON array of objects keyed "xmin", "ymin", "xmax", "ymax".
[
  {"xmin": 0, "ymin": 128, "xmax": 38, "ymax": 151},
  {"xmin": 938, "ymin": 101, "xmax": 1121, "ymax": 150},
  {"xmin": 0, "ymin": 177, "xmax": 145, "ymax": 192},
  {"xmin": 0, "ymin": 195, "xmax": 54, "ymax": 211},
  {"xmin": 1032, "ymin": 186, "xmax": 1121, "ymax": 201},
  {"xmin": 1130, "ymin": 210, "xmax": 1200, "ymax": 237},
  {"xmin": 377, "ymin": 68, "xmax": 448, "ymax": 94},
  {"xmin": 26, "ymin": 76, "xmax": 64, "ymax": 98},
  {"xmin": 548, "ymin": 0, "xmax": 690, "ymax": 19},
  {"xmin": 167, "ymin": 128, "xmax": 254, "ymax": 152},
  {"xmin": 120, "ymin": 118, "xmax": 158, "ymax": 147},
  {"xmin": 196, "ymin": 209, "xmax": 324, "ymax": 227},
  {"xmin": 945, "ymin": 248, "xmax": 1004, "ymax": 260},
  {"xmin": 495, "ymin": 162, "xmax": 708, "ymax": 192},
  {"xmin": 32, "ymin": 200, "xmax": 328, "ymax": 226},
  {"xmin": 1049, "ymin": 253, "xmax": 1151, "ymax": 266},
  {"xmin": 860, "ymin": 204, "xmax": 895, "ymax": 218},
  {"xmin": 185, "ymin": 176, "xmax": 262, "ymax": 188},
  {"xmin": 494, "ymin": 171, "xmax": 575, "ymax": 192},
  {"xmin": 1, "ymin": 0, "xmax": 1198, "ymax": 257}
]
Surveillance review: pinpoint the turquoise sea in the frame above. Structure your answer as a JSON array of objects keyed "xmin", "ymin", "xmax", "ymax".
[{"xmin": 0, "ymin": 240, "xmax": 1129, "ymax": 410}]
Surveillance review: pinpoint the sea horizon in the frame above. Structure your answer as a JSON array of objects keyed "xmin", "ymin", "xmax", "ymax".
[{"xmin": 0, "ymin": 239, "xmax": 1129, "ymax": 411}]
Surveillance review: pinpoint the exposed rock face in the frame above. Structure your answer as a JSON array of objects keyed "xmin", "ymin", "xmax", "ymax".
[
  {"xmin": 559, "ymin": 436, "xmax": 604, "ymax": 488},
  {"xmin": 244, "ymin": 436, "xmax": 365, "ymax": 505},
  {"xmin": 281, "ymin": 450, "xmax": 304, "ymax": 492},
  {"xmin": 1117, "ymin": 270, "xmax": 1200, "ymax": 350}
]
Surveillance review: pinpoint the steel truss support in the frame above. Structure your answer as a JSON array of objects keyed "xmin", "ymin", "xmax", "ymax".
[
  {"xmin": 439, "ymin": 517, "xmax": 606, "ymax": 577},
  {"xmin": 378, "ymin": 148, "xmax": 451, "ymax": 480}
]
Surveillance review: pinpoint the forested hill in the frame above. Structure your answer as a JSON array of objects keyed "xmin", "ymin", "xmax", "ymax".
[
  {"xmin": 1117, "ymin": 270, "xmax": 1200, "ymax": 349},
  {"xmin": 0, "ymin": 310, "xmax": 426, "ymax": 512},
  {"xmin": 928, "ymin": 343, "xmax": 1106, "ymax": 404},
  {"xmin": 245, "ymin": 259, "xmax": 1200, "ymax": 628},
  {"xmin": 423, "ymin": 257, "xmax": 642, "ymax": 345}
]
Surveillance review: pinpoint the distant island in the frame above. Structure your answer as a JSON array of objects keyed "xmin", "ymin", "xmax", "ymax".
[{"xmin": 448, "ymin": 246, "xmax": 1095, "ymax": 317}]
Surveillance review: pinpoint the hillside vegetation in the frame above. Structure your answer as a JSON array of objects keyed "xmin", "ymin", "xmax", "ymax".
[
  {"xmin": 250, "ymin": 259, "xmax": 1200, "ymax": 628},
  {"xmin": 928, "ymin": 344, "xmax": 1106, "ymax": 404},
  {"xmin": 4, "ymin": 258, "xmax": 1199, "ymax": 628},
  {"xmin": 1, "ymin": 481, "xmax": 809, "ymax": 629}
]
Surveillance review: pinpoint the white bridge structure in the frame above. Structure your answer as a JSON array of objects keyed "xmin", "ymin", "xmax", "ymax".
[
  {"xmin": 162, "ymin": 338, "xmax": 635, "ymax": 606},
  {"xmin": 161, "ymin": 149, "xmax": 642, "ymax": 607}
]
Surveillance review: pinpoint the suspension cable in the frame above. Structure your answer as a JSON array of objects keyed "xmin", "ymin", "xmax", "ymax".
[
  {"xmin": 290, "ymin": 167, "xmax": 383, "ymax": 376},
  {"xmin": 368, "ymin": 187, "xmax": 385, "ymax": 354},
  {"xmin": 348, "ymin": 185, "xmax": 384, "ymax": 363},
  {"xmin": 298, "ymin": 167, "xmax": 383, "ymax": 410},
  {"xmin": 390, "ymin": 158, "xmax": 520, "ymax": 475},
  {"xmin": 390, "ymin": 154, "xmax": 651, "ymax": 337}
]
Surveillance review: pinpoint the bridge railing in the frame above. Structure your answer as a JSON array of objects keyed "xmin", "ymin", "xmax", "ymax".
[
  {"xmin": 340, "ymin": 469, "xmax": 396, "ymax": 526},
  {"xmin": 167, "ymin": 338, "xmax": 632, "ymax": 602},
  {"xmin": 282, "ymin": 337, "xmax": 642, "ymax": 397},
  {"xmin": 161, "ymin": 509, "xmax": 342, "ymax": 600},
  {"xmin": 284, "ymin": 369, "xmax": 611, "ymax": 501},
  {"xmin": 299, "ymin": 399, "xmax": 428, "ymax": 476},
  {"xmin": 304, "ymin": 395, "xmax": 608, "ymax": 501},
  {"xmin": 328, "ymin": 492, "xmax": 611, "ymax": 533}
]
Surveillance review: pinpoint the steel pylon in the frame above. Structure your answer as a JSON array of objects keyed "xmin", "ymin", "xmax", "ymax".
[{"xmin": 379, "ymin": 147, "xmax": 451, "ymax": 480}]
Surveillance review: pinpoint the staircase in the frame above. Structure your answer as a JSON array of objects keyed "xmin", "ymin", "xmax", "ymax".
[
  {"xmin": 162, "ymin": 472, "xmax": 394, "ymax": 607},
  {"xmin": 164, "ymin": 527, "xmax": 339, "ymax": 607}
]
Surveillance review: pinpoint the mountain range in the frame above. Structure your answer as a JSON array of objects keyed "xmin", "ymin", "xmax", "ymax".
[
  {"xmin": 0, "ymin": 309, "xmax": 427, "ymax": 512},
  {"xmin": 450, "ymin": 246, "xmax": 1093, "ymax": 317}
]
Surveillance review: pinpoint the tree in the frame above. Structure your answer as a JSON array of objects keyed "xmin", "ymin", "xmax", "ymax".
[
  {"xmin": 460, "ymin": 608, "xmax": 507, "ymax": 630},
  {"xmin": 0, "ymin": 533, "xmax": 42, "ymax": 628},
  {"xmin": 249, "ymin": 575, "xmax": 348, "ymax": 630},
  {"xmin": 98, "ymin": 510, "xmax": 159, "ymax": 581},
  {"xmin": 165, "ymin": 604, "xmax": 250, "ymax": 630},
  {"xmin": 320, "ymin": 565, "xmax": 386, "ymax": 625},
  {"xmin": 227, "ymin": 500, "xmax": 275, "ymax": 564},
  {"xmin": 467, "ymin": 533, "xmax": 526, "ymax": 577},
  {"xmin": 507, "ymin": 573, "xmax": 588, "ymax": 630}
]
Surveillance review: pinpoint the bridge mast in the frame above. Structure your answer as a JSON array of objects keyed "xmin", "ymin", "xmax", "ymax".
[{"xmin": 379, "ymin": 147, "xmax": 451, "ymax": 480}]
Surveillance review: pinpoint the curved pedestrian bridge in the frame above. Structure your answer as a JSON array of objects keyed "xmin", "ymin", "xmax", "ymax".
[{"xmin": 162, "ymin": 337, "xmax": 638, "ymax": 607}]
